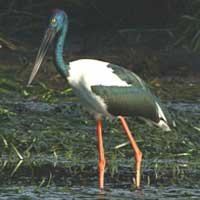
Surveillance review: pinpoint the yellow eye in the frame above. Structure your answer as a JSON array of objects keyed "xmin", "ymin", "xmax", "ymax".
[{"xmin": 51, "ymin": 18, "xmax": 57, "ymax": 24}]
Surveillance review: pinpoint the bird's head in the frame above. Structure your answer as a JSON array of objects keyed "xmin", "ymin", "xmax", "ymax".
[
  {"xmin": 50, "ymin": 9, "xmax": 68, "ymax": 32},
  {"xmin": 27, "ymin": 9, "xmax": 68, "ymax": 86}
]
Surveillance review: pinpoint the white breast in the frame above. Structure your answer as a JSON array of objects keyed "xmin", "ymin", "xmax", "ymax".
[
  {"xmin": 67, "ymin": 59, "xmax": 129, "ymax": 117},
  {"xmin": 68, "ymin": 59, "xmax": 129, "ymax": 88}
]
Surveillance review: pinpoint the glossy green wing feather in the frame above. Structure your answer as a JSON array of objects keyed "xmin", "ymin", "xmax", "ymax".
[
  {"xmin": 91, "ymin": 85, "xmax": 160, "ymax": 122},
  {"xmin": 106, "ymin": 64, "xmax": 171, "ymax": 122},
  {"xmin": 107, "ymin": 64, "xmax": 147, "ymax": 89}
]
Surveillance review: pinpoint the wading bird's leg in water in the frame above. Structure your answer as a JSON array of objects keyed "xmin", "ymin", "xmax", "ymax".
[
  {"xmin": 118, "ymin": 116, "xmax": 142, "ymax": 190},
  {"xmin": 97, "ymin": 118, "xmax": 106, "ymax": 190}
]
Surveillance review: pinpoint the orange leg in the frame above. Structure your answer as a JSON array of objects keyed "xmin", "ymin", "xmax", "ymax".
[
  {"xmin": 118, "ymin": 116, "xmax": 142, "ymax": 190},
  {"xmin": 97, "ymin": 118, "xmax": 106, "ymax": 190}
]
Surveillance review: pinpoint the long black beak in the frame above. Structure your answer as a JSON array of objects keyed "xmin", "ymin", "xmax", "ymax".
[{"xmin": 27, "ymin": 27, "xmax": 56, "ymax": 86}]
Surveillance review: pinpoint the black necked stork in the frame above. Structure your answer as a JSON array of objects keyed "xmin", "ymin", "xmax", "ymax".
[{"xmin": 27, "ymin": 9, "xmax": 170, "ymax": 190}]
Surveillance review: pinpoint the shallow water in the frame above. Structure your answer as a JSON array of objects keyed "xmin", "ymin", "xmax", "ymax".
[
  {"xmin": 0, "ymin": 71, "xmax": 200, "ymax": 199},
  {"xmin": 0, "ymin": 100, "xmax": 200, "ymax": 199},
  {"xmin": 1, "ymin": 185, "xmax": 200, "ymax": 200}
]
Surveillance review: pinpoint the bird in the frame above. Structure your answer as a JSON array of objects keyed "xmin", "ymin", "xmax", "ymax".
[{"xmin": 27, "ymin": 9, "xmax": 171, "ymax": 190}]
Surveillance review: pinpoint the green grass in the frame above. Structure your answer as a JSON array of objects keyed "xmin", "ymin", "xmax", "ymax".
[
  {"xmin": 176, "ymin": 0, "xmax": 200, "ymax": 51},
  {"xmin": 0, "ymin": 62, "xmax": 200, "ymax": 188}
]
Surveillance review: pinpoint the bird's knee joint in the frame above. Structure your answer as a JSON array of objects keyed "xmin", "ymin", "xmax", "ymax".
[
  {"xmin": 136, "ymin": 150, "xmax": 142, "ymax": 162},
  {"xmin": 99, "ymin": 159, "xmax": 106, "ymax": 170}
]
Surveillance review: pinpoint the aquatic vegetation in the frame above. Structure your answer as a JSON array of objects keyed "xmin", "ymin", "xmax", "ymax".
[{"xmin": 0, "ymin": 62, "xmax": 200, "ymax": 196}]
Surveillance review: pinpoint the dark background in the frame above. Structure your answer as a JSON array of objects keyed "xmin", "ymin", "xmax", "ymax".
[
  {"xmin": 0, "ymin": 0, "xmax": 190, "ymax": 35},
  {"xmin": 0, "ymin": 0, "xmax": 199, "ymax": 74}
]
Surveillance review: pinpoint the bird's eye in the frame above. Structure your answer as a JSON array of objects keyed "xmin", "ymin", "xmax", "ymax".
[{"xmin": 51, "ymin": 18, "xmax": 57, "ymax": 24}]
